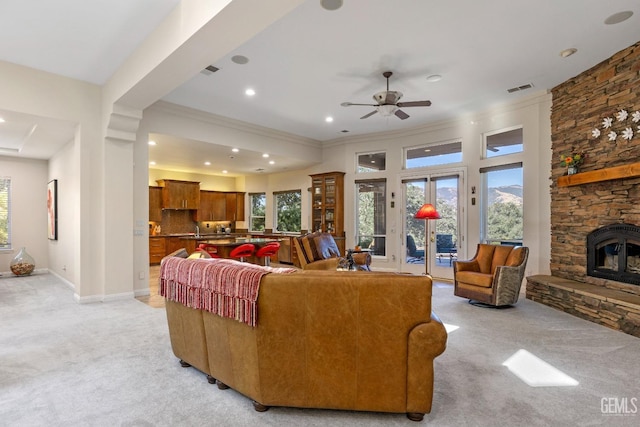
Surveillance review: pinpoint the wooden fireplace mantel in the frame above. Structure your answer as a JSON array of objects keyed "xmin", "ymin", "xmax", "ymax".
[{"xmin": 557, "ymin": 161, "xmax": 640, "ymax": 187}]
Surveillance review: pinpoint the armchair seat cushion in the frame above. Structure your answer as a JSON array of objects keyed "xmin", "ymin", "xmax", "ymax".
[{"xmin": 455, "ymin": 271, "xmax": 493, "ymax": 288}]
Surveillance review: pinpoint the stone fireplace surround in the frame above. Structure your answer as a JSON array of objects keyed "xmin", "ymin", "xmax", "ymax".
[{"xmin": 526, "ymin": 41, "xmax": 640, "ymax": 338}]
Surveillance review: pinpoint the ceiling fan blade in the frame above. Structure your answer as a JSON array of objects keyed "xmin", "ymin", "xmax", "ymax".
[
  {"xmin": 394, "ymin": 109, "xmax": 409, "ymax": 120},
  {"xmin": 360, "ymin": 110, "xmax": 378, "ymax": 119},
  {"xmin": 396, "ymin": 100, "xmax": 432, "ymax": 108},
  {"xmin": 341, "ymin": 102, "xmax": 378, "ymax": 107}
]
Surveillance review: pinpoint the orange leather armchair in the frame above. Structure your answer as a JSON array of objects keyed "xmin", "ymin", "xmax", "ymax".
[{"xmin": 453, "ymin": 244, "xmax": 529, "ymax": 306}]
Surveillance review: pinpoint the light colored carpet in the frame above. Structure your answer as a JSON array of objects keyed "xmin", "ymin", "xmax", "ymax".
[{"xmin": 1, "ymin": 273, "xmax": 639, "ymax": 426}]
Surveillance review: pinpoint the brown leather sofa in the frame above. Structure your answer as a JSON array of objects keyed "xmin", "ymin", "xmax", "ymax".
[
  {"xmin": 453, "ymin": 244, "xmax": 529, "ymax": 306},
  {"xmin": 293, "ymin": 231, "xmax": 371, "ymax": 270},
  {"xmin": 162, "ymin": 258, "xmax": 447, "ymax": 421}
]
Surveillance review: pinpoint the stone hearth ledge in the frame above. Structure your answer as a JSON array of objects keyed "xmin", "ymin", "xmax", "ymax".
[{"xmin": 526, "ymin": 275, "xmax": 640, "ymax": 338}]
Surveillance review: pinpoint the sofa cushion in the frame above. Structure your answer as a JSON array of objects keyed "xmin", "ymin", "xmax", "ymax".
[
  {"xmin": 455, "ymin": 271, "xmax": 494, "ymax": 288},
  {"xmin": 297, "ymin": 232, "xmax": 341, "ymax": 264}
]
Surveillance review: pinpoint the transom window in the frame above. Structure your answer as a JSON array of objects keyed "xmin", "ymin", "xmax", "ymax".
[
  {"xmin": 484, "ymin": 127, "xmax": 523, "ymax": 158},
  {"xmin": 405, "ymin": 140, "xmax": 462, "ymax": 168},
  {"xmin": 357, "ymin": 151, "xmax": 386, "ymax": 172}
]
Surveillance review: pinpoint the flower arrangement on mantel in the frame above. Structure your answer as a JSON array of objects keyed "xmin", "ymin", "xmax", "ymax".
[{"xmin": 560, "ymin": 151, "xmax": 585, "ymax": 175}]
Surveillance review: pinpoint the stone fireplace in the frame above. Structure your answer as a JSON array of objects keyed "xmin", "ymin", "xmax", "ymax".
[
  {"xmin": 526, "ymin": 41, "xmax": 640, "ymax": 338},
  {"xmin": 587, "ymin": 223, "xmax": 640, "ymax": 286}
]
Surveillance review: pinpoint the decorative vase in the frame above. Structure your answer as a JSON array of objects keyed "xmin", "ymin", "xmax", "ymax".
[
  {"xmin": 10, "ymin": 247, "xmax": 35, "ymax": 276},
  {"xmin": 567, "ymin": 166, "xmax": 578, "ymax": 175}
]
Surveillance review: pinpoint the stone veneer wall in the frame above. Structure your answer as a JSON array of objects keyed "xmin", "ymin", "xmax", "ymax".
[{"xmin": 549, "ymin": 40, "xmax": 640, "ymax": 297}]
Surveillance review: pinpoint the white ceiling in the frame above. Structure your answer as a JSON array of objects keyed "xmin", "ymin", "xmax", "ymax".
[{"xmin": 1, "ymin": 0, "xmax": 640, "ymax": 174}]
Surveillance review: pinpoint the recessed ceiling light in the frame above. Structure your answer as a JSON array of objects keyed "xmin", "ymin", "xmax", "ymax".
[
  {"xmin": 424, "ymin": 149, "xmax": 431, "ymax": 152},
  {"xmin": 262, "ymin": 153, "xmax": 269, "ymax": 158},
  {"xmin": 222, "ymin": 170, "xmax": 228, "ymax": 174},
  {"xmin": 204, "ymin": 161, "xmax": 211, "ymax": 166},
  {"xmin": 269, "ymin": 160, "xmax": 275, "ymax": 165},
  {"xmin": 559, "ymin": 48, "xmax": 577, "ymax": 58},
  {"xmin": 231, "ymin": 148, "xmax": 239, "ymax": 153},
  {"xmin": 0, "ymin": 117, "xmax": 5, "ymax": 123},
  {"xmin": 148, "ymin": 140, "xmax": 156, "ymax": 145},
  {"xmin": 245, "ymin": 88, "xmax": 256, "ymax": 96},
  {"xmin": 426, "ymin": 74, "xmax": 442, "ymax": 82},
  {"xmin": 231, "ymin": 55, "xmax": 249, "ymax": 65},
  {"xmin": 149, "ymin": 161, "xmax": 156, "ymax": 165},
  {"xmin": 320, "ymin": 0, "xmax": 343, "ymax": 11},
  {"xmin": 604, "ymin": 11, "xmax": 633, "ymax": 25},
  {"xmin": 325, "ymin": 116, "xmax": 334, "ymax": 123}
]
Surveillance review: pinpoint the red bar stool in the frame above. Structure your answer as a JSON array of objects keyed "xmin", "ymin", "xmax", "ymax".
[
  {"xmin": 229, "ymin": 243, "xmax": 255, "ymax": 262},
  {"xmin": 197, "ymin": 243, "xmax": 220, "ymax": 258},
  {"xmin": 255, "ymin": 242, "xmax": 280, "ymax": 266}
]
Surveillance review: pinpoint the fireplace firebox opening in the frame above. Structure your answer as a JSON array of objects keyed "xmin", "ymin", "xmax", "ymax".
[{"xmin": 587, "ymin": 224, "xmax": 640, "ymax": 286}]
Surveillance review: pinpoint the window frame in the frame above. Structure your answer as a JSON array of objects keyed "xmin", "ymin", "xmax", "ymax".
[
  {"xmin": 483, "ymin": 126, "xmax": 524, "ymax": 159},
  {"xmin": 480, "ymin": 162, "xmax": 523, "ymax": 245},
  {"xmin": 273, "ymin": 189, "xmax": 302, "ymax": 233},
  {"xmin": 0, "ymin": 177, "xmax": 11, "ymax": 251},
  {"xmin": 355, "ymin": 178, "xmax": 387, "ymax": 256},
  {"xmin": 356, "ymin": 151, "xmax": 387, "ymax": 173},
  {"xmin": 248, "ymin": 192, "xmax": 266, "ymax": 232},
  {"xmin": 404, "ymin": 139, "xmax": 462, "ymax": 169}
]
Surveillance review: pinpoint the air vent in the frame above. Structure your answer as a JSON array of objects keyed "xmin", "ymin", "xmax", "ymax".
[
  {"xmin": 341, "ymin": 130, "xmax": 350, "ymax": 133},
  {"xmin": 200, "ymin": 65, "xmax": 220, "ymax": 76},
  {"xmin": 507, "ymin": 83, "xmax": 533, "ymax": 93}
]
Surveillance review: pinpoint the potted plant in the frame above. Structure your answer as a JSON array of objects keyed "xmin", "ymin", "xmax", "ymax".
[{"xmin": 560, "ymin": 151, "xmax": 585, "ymax": 175}]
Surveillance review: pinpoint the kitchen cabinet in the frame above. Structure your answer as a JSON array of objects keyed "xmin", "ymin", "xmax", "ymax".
[
  {"xmin": 156, "ymin": 179, "xmax": 200, "ymax": 209},
  {"xmin": 225, "ymin": 192, "xmax": 245, "ymax": 222},
  {"xmin": 149, "ymin": 186, "xmax": 163, "ymax": 222},
  {"xmin": 310, "ymin": 172, "xmax": 344, "ymax": 238},
  {"xmin": 195, "ymin": 191, "xmax": 245, "ymax": 222},
  {"xmin": 149, "ymin": 237, "xmax": 166, "ymax": 265},
  {"xmin": 195, "ymin": 190, "xmax": 217, "ymax": 221}
]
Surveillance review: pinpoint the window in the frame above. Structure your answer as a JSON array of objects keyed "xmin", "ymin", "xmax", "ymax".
[
  {"xmin": 249, "ymin": 193, "xmax": 266, "ymax": 232},
  {"xmin": 484, "ymin": 127, "xmax": 523, "ymax": 158},
  {"xmin": 357, "ymin": 151, "xmax": 386, "ymax": 172},
  {"xmin": 274, "ymin": 190, "xmax": 301, "ymax": 233},
  {"xmin": 0, "ymin": 177, "xmax": 10, "ymax": 250},
  {"xmin": 480, "ymin": 163, "xmax": 523, "ymax": 244},
  {"xmin": 405, "ymin": 140, "xmax": 462, "ymax": 168},
  {"xmin": 355, "ymin": 179, "xmax": 386, "ymax": 256}
]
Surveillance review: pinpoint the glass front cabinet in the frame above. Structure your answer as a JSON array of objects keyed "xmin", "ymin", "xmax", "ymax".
[{"xmin": 310, "ymin": 171, "xmax": 345, "ymax": 238}]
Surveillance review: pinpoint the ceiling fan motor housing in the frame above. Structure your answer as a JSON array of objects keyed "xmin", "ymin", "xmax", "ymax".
[{"xmin": 373, "ymin": 90, "xmax": 402, "ymax": 104}]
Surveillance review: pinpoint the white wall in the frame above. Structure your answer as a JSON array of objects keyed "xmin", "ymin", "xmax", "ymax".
[
  {"xmin": 0, "ymin": 156, "xmax": 49, "ymax": 273},
  {"xmin": 48, "ymin": 137, "xmax": 80, "ymax": 287}
]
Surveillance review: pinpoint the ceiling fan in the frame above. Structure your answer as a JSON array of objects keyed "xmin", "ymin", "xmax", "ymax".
[{"xmin": 341, "ymin": 71, "xmax": 432, "ymax": 120}]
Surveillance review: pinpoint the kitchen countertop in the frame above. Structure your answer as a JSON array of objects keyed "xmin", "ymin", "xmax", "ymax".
[{"xmin": 150, "ymin": 232, "xmax": 301, "ymax": 239}]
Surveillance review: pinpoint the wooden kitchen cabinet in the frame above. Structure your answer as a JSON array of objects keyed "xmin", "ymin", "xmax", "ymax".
[
  {"xmin": 211, "ymin": 192, "xmax": 226, "ymax": 220},
  {"xmin": 195, "ymin": 190, "xmax": 217, "ymax": 221},
  {"xmin": 310, "ymin": 172, "xmax": 344, "ymax": 238},
  {"xmin": 225, "ymin": 192, "xmax": 245, "ymax": 222},
  {"xmin": 149, "ymin": 186, "xmax": 163, "ymax": 222},
  {"xmin": 156, "ymin": 179, "xmax": 200, "ymax": 209},
  {"xmin": 149, "ymin": 237, "xmax": 166, "ymax": 265}
]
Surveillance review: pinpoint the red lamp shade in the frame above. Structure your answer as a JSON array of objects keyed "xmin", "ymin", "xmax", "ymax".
[{"xmin": 414, "ymin": 203, "xmax": 441, "ymax": 220}]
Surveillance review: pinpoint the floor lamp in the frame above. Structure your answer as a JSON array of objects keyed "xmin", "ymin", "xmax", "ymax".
[{"xmin": 414, "ymin": 203, "xmax": 441, "ymax": 276}]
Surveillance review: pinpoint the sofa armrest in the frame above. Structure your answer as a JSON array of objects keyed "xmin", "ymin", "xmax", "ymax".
[{"xmin": 406, "ymin": 313, "xmax": 447, "ymax": 415}]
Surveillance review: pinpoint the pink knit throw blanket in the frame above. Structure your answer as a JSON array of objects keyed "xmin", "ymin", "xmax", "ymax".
[{"xmin": 159, "ymin": 257, "xmax": 297, "ymax": 327}]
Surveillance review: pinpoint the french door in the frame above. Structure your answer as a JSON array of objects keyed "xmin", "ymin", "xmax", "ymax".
[{"xmin": 401, "ymin": 170, "xmax": 463, "ymax": 280}]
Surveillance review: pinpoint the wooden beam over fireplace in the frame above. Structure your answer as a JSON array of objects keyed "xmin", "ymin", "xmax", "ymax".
[{"xmin": 558, "ymin": 161, "xmax": 640, "ymax": 187}]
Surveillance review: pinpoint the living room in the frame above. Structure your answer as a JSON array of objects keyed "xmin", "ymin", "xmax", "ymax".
[{"xmin": 2, "ymin": 1, "xmax": 640, "ymax": 425}]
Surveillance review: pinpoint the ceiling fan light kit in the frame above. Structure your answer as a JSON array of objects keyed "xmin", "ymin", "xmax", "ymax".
[{"xmin": 342, "ymin": 71, "xmax": 432, "ymax": 120}]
